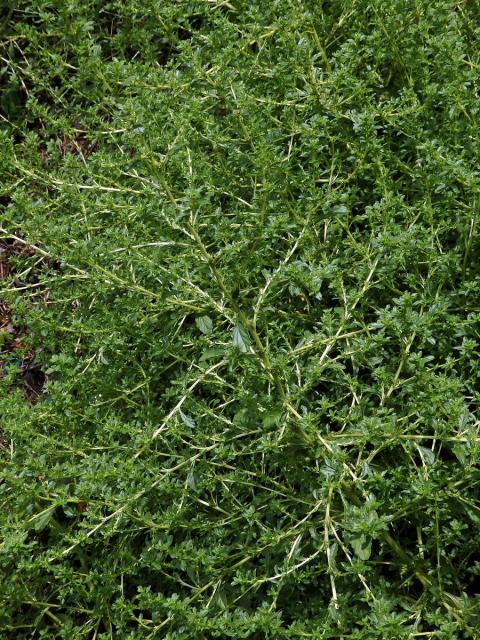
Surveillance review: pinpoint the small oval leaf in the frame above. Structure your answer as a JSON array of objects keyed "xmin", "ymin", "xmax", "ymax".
[{"xmin": 196, "ymin": 315, "xmax": 213, "ymax": 335}]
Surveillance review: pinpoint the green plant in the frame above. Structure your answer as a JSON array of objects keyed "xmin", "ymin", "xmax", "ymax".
[{"xmin": 1, "ymin": 1, "xmax": 480, "ymax": 638}]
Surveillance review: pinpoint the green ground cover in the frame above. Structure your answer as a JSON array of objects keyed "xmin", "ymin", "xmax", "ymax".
[{"xmin": 1, "ymin": 1, "xmax": 480, "ymax": 637}]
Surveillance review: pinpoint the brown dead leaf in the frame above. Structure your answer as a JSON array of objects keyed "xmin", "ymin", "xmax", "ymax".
[
  {"xmin": 0, "ymin": 261, "xmax": 9, "ymax": 280},
  {"xmin": 76, "ymin": 500, "xmax": 88, "ymax": 513}
]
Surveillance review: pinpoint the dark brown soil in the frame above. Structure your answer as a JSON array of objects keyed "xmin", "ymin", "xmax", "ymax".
[{"xmin": 0, "ymin": 238, "xmax": 46, "ymax": 402}]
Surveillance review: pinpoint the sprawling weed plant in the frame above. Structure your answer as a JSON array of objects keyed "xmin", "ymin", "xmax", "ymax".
[{"xmin": 1, "ymin": 1, "xmax": 480, "ymax": 637}]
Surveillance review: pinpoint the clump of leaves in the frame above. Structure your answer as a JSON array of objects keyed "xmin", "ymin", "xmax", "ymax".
[{"xmin": 1, "ymin": 1, "xmax": 480, "ymax": 638}]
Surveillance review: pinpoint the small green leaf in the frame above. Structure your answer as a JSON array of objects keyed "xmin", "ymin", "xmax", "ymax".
[
  {"xmin": 179, "ymin": 410, "xmax": 195, "ymax": 429},
  {"xmin": 200, "ymin": 347, "xmax": 225, "ymax": 362},
  {"xmin": 351, "ymin": 535, "xmax": 372, "ymax": 560},
  {"xmin": 187, "ymin": 468, "xmax": 197, "ymax": 490},
  {"xmin": 195, "ymin": 315, "xmax": 213, "ymax": 334},
  {"xmin": 418, "ymin": 445, "xmax": 435, "ymax": 466},
  {"xmin": 262, "ymin": 408, "xmax": 283, "ymax": 428},
  {"xmin": 232, "ymin": 322, "xmax": 251, "ymax": 353},
  {"xmin": 30, "ymin": 506, "xmax": 56, "ymax": 532},
  {"xmin": 328, "ymin": 598, "xmax": 340, "ymax": 622},
  {"xmin": 452, "ymin": 444, "xmax": 467, "ymax": 465}
]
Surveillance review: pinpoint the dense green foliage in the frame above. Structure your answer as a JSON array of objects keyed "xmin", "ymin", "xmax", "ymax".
[{"xmin": 1, "ymin": 1, "xmax": 480, "ymax": 637}]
